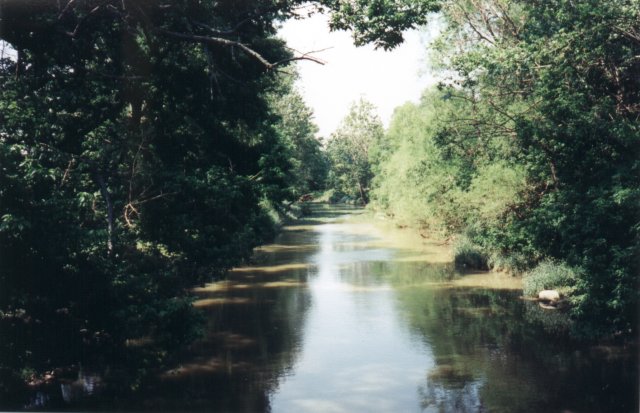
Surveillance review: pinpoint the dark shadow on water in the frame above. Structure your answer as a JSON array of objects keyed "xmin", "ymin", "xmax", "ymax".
[
  {"xmin": 11, "ymin": 204, "xmax": 639, "ymax": 412},
  {"xmin": 394, "ymin": 284, "xmax": 639, "ymax": 413}
]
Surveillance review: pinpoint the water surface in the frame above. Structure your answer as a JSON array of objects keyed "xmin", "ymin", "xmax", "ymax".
[
  {"xmin": 29, "ymin": 205, "xmax": 640, "ymax": 411},
  {"xmin": 161, "ymin": 205, "xmax": 636, "ymax": 412}
]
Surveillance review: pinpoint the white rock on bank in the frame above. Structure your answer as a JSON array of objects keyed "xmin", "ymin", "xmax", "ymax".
[{"xmin": 538, "ymin": 289, "xmax": 561, "ymax": 302}]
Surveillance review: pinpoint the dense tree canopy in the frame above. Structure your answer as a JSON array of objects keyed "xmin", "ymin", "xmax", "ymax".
[
  {"xmin": 267, "ymin": 79, "xmax": 328, "ymax": 198},
  {"xmin": 0, "ymin": 0, "xmax": 637, "ymax": 406},
  {"xmin": 0, "ymin": 0, "xmax": 437, "ymax": 403},
  {"xmin": 371, "ymin": 0, "xmax": 639, "ymax": 337},
  {"xmin": 0, "ymin": 0, "xmax": 439, "ymax": 56}
]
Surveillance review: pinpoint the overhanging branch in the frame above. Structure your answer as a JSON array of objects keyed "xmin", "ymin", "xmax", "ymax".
[
  {"xmin": 157, "ymin": 29, "xmax": 325, "ymax": 70},
  {"xmin": 158, "ymin": 28, "xmax": 274, "ymax": 67}
]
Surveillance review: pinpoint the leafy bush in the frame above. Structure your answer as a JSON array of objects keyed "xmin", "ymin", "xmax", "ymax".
[
  {"xmin": 522, "ymin": 260, "xmax": 581, "ymax": 298},
  {"xmin": 453, "ymin": 237, "xmax": 489, "ymax": 271},
  {"xmin": 487, "ymin": 252, "xmax": 532, "ymax": 275}
]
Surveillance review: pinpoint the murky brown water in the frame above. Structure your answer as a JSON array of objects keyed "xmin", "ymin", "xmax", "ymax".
[{"xmin": 25, "ymin": 205, "xmax": 639, "ymax": 411}]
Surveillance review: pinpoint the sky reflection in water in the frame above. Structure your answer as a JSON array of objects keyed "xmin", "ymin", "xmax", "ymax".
[{"xmin": 48, "ymin": 205, "xmax": 634, "ymax": 412}]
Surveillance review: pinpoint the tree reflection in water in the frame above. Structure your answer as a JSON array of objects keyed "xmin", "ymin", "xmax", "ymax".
[
  {"xmin": 12, "ymin": 205, "xmax": 638, "ymax": 412},
  {"xmin": 143, "ymin": 222, "xmax": 320, "ymax": 412},
  {"xmin": 381, "ymin": 260, "xmax": 638, "ymax": 413}
]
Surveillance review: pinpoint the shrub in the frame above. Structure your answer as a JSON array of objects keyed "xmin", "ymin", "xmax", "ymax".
[
  {"xmin": 454, "ymin": 237, "xmax": 489, "ymax": 271},
  {"xmin": 488, "ymin": 252, "xmax": 532, "ymax": 275},
  {"xmin": 522, "ymin": 260, "xmax": 581, "ymax": 298}
]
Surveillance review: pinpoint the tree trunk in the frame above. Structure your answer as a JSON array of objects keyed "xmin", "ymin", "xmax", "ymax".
[{"xmin": 357, "ymin": 180, "xmax": 368, "ymax": 204}]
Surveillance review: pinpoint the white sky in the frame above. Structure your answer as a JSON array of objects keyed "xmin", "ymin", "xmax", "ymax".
[{"xmin": 278, "ymin": 13, "xmax": 441, "ymax": 138}]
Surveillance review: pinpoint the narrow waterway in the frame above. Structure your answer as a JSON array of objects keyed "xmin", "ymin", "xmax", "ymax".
[
  {"xmin": 146, "ymin": 204, "xmax": 635, "ymax": 413},
  {"xmin": 26, "ymin": 205, "xmax": 637, "ymax": 411}
]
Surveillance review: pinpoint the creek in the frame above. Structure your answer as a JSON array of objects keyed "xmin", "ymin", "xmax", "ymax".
[{"xmin": 26, "ymin": 205, "xmax": 639, "ymax": 412}]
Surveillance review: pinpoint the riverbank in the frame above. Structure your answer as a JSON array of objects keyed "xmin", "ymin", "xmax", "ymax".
[
  {"xmin": 190, "ymin": 203, "xmax": 637, "ymax": 413},
  {"xmin": 336, "ymin": 206, "xmax": 523, "ymax": 290},
  {"xmin": 335, "ymin": 205, "xmax": 638, "ymax": 347}
]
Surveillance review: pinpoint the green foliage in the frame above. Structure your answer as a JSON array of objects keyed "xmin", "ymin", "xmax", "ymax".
[
  {"xmin": 522, "ymin": 260, "xmax": 580, "ymax": 298},
  {"xmin": 267, "ymin": 78, "xmax": 329, "ymax": 198},
  {"xmin": 0, "ymin": 0, "xmax": 437, "ymax": 399},
  {"xmin": 371, "ymin": 97, "xmax": 455, "ymax": 229},
  {"xmin": 326, "ymin": 98, "xmax": 384, "ymax": 203},
  {"xmin": 370, "ymin": 0, "xmax": 639, "ymax": 337},
  {"xmin": 371, "ymin": 88, "xmax": 525, "ymax": 232},
  {"xmin": 326, "ymin": 0, "xmax": 440, "ymax": 50},
  {"xmin": 462, "ymin": 162, "xmax": 526, "ymax": 223},
  {"xmin": 453, "ymin": 236, "xmax": 489, "ymax": 271}
]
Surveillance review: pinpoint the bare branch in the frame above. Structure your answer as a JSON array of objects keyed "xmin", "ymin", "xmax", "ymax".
[
  {"xmin": 473, "ymin": 0, "xmax": 497, "ymax": 40},
  {"xmin": 158, "ymin": 28, "xmax": 326, "ymax": 70},
  {"xmin": 494, "ymin": 1, "xmax": 520, "ymax": 38},
  {"xmin": 613, "ymin": 26, "xmax": 640, "ymax": 44},
  {"xmin": 66, "ymin": 4, "xmax": 103, "ymax": 37},
  {"xmin": 454, "ymin": 2, "xmax": 495, "ymax": 45},
  {"xmin": 58, "ymin": 0, "xmax": 77, "ymax": 20},
  {"xmin": 272, "ymin": 48, "xmax": 328, "ymax": 67},
  {"xmin": 59, "ymin": 158, "xmax": 76, "ymax": 188},
  {"xmin": 158, "ymin": 29, "xmax": 275, "ymax": 68}
]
